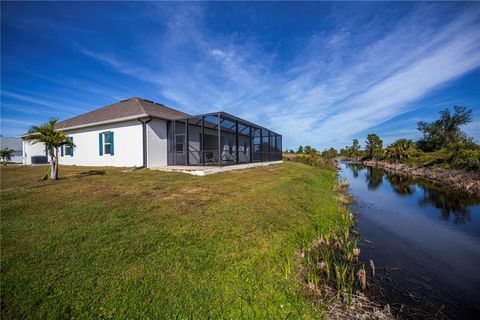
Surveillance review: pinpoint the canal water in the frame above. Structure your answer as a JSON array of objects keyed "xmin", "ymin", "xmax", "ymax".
[{"xmin": 339, "ymin": 162, "xmax": 480, "ymax": 319}]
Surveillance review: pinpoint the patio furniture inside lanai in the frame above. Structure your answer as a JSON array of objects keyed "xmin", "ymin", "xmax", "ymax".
[{"xmin": 167, "ymin": 112, "xmax": 282, "ymax": 166}]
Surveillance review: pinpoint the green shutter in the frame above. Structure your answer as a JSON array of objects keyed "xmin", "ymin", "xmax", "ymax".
[
  {"xmin": 99, "ymin": 133, "xmax": 103, "ymax": 156},
  {"xmin": 110, "ymin": 132, "xmax": 114, "ymax": 155},
  {"xmin": 69, "ymin": 137, "xmax": 74, "ymax": 156},
  {"xmin": 61, "ymin": 145, "xmax": 64, "ymax": 156}
]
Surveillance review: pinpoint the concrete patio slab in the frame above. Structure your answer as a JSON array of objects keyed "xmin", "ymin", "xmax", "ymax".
[{"xmin": 151, "ymin": 161, "xmax": 283, "ymax": 176}]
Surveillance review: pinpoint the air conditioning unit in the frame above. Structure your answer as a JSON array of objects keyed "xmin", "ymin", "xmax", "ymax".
[{"xmin": 31, "ymin": 156, "xmax": 48, "ymax": 164}]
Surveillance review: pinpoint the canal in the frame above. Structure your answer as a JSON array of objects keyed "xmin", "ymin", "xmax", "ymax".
[{"xmin": 339, "ymin": 162, "xmax": 480, "ymax": 319}]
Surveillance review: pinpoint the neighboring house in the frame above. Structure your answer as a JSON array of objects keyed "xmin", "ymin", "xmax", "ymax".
[
  {"xmin": 0, "ymin": 137, "xmax": 23, "ymax": 163},
  {"xmin": 22, "ymin": 97, "xmax": 282, "ymax": 168}
]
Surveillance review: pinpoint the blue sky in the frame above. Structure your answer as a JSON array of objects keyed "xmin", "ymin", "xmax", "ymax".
[{"xmin": 1, "ymin": 1, "xmax": 479, "ymax": 150}]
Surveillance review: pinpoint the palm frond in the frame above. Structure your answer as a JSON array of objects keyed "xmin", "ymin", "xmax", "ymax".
[{"xmin": 21, "ymin": 118, "xmax": 72, "ymax": 147}]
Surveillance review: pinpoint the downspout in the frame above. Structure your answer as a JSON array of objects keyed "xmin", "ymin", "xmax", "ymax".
[{"xmin": 138, "ymin": 117, "xmax": 152, "ymax": 168}]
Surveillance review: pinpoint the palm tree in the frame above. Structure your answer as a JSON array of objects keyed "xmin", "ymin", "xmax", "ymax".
[
  {"xmin": 365, "ymin": 133, "xmax": 384, "ymax": 160},
  {"xmin": 22, "ymin": 119, "xmax": 75, "ymax": 180},
  {"xmin": 386, "ymin": 139, "xmax": 416, "ymax": 162},
  {"xmin": 0, "ymin": 148, "xmax": 15, "ymax": 165}
]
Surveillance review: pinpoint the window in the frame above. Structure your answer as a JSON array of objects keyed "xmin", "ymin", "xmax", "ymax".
[
  {"xmin": 244, "ymin": 142, "xmax": 248, "ymax": 154},
  {"xmin": 104, "ymin": 132, "xmax": 112, "ymax": 155},
  {"xmin": 65, "ymin": 137, "xmax": 73, "ymax": 156},
  {"xmin": 99, "ymin": 131, "xmax": 114, "ymax": 156},
  {"xmin": 228, "ymin": 140, "xmax": 233, "ymax": 154},
  {"xmin": 175, "ymin": 134, "xmax": 185, "ymax": 152}
]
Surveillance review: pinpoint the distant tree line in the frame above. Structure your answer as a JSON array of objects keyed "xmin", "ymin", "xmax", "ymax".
[{"xmin": 285, "ymin": 106, "xmax": 479, "ymax": 171}]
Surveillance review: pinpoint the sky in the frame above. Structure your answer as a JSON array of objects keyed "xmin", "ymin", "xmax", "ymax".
[{"xmin": 1, "ymin": 1, "xmax": 479, "ymax": 150}]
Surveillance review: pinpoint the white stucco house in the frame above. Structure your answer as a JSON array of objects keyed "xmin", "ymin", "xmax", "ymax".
[{"xmin": 23, "ymin": 97, "xmax": 282, "ymax": 168}]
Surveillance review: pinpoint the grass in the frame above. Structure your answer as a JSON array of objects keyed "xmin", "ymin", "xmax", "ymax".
[{"xmin": 1, "ymin": 162, "xmax": 348, "ymax": 319}]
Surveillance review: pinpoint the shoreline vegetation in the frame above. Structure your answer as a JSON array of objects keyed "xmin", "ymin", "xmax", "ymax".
[
  {"xmin": 285, "ymin": 106, "xmax": 480, "ymax": 198},
  {"xmin": 285, "ymin": 150, "xmax": 479, "ymax": 318},
  {"xmin": 286, "ymin": 154, "xmax": 393, "ymax": 319},
  {"xmin": 362, "ymin": 159, "xmax": 480, "ymax": 197}
]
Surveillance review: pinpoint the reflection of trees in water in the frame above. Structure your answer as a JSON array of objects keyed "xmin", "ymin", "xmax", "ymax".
[
  {"xmin": 365, "ymin": 167, "xmax": 384, "ymax": 190},
  {"xmin": 345, "ymin": 163, "xmax": 480, "ymax": 224},
  {"xmin": 385, "ymin": 173, "xmax": 416, "ymax": 195},
  {"xmin": 345, "ymin": 163, "xmax": 365, "ymax": 178},
  {"xmin": 345, "ymin": 163, "xmax": 383, "ymax": 188},
  {"xmin": 418, "ymin": 186, "xmax": 479, "ymax": 224},
  {"xmin": 388, "ymin": 173, "xmax": 479, "ymax": 224}
]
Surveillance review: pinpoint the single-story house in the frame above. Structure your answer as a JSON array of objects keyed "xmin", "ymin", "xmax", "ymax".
[{"xmin": 22, "ymin": 97, "xmax": 282, "ymax": 168}]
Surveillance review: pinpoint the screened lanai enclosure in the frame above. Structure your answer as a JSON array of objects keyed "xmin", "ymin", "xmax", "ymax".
[{"xmin": 167, "ymin": 112, "xmax": 282, "ymax": 166}]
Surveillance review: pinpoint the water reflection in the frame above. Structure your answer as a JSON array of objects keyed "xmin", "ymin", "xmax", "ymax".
[
  {"xmin": 385, "ymin": 173, "xmax": 416, "ymax": 195},
  {"xmin": 365, "ymin": 167, "xmax": 383, "ymax": 190},
  {"xmin": 345, "ymin": 163, "xmax": 480, "ymax": 223},
  {"xmin": 349, "ymin": 163, "xmax": 361, "ymax": 178},
  {"xmin": 418, "ymin": 188, "xmax": 474, "ymax": 224},
  {"xmin": 341, "ymin": 162, "xmax": 480, "ymax": 319}
]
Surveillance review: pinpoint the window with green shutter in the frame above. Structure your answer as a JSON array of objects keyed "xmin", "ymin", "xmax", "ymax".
[
  {"xmin": 65, "ymin": 137, "xmax": 74, "ymax": 156},
  {"xmin": 100, "ymin": 131, "xmax": 114, "ymax": 155}
]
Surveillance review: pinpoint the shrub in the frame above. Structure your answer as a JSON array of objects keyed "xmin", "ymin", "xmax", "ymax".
[
  {"xmin": 385, "ymin": 139, "xmax": 417, "ymax": 163},
  {"xmin": 450, "ymin": 149, "xmax": 480, "ymax": 171},
  {"xmin": 403, "ymin": 148, "xmax": 452, "ymax": 168},
  {"xmin": 321, "ymin": 147, "xmax": 338, "ymax": 159}
]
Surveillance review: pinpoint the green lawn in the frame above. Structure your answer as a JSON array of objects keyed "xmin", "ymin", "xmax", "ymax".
[{"xmin": 1, "ymin": 162, "xmax": 346, "ymax": 319}]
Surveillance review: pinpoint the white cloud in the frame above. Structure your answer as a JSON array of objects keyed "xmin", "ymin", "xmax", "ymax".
[
  {"xmin": 75, "ymin": 3, "xmax": 480, "ymax": 149},
  {"xmin": 1, "ymin": 117, "xmax": 38, "ymax": 127},
  {"xmin": 210, "ymin": 49, "xmax": 226, "ymax": 57},
  {"xmin": 1, "ymin": 91, "xmax": 86, "ymax": 114}
]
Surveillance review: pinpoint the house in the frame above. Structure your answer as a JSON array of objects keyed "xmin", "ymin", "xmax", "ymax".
[
  {"xmin": 22, "ymin": 97, "xmax": 282, "ymax": 168},
  {"xmin": 1, "ymin": 137, "xmax": 23, "ymax": 163}
]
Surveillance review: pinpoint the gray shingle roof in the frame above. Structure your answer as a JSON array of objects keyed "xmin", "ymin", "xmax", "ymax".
[{"xmin": 55, "ymin": 97, "xmax": 189, "ymax": 130}]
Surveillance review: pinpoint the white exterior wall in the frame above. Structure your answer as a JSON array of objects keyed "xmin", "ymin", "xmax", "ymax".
[
  {"xmin": 59, "ymin": 120, "xmax": 143, "ymax": 167},
  {"xmin": 146, "ymin": 119, "xmax": 168, "ymax": 167},
  {"xmin": 23, "ymin": 140, "xmax": 48, "ymax": 165}
]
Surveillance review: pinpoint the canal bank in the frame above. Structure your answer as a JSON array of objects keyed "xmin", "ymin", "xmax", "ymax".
[
  {"xmin": 340, "ymin": 162, "xmax": 480, "ymax": 319},
  {"xmin": 362, "ymin": 160, "xmax": 480, "ymax": 197}
]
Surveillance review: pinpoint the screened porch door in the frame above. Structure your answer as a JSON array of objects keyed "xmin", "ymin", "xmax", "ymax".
[{"xmin": 174, "ymin": 133, "xmax": 186, "ymax": 165}]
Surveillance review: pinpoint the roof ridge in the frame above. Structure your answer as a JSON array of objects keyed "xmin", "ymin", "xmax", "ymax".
[
  {"xmin": 129, "ymin": 97, "xmax": 149, "ymax": 114},
  {"xmin": 136, "ymin": 98, "xmax": 153, "ymax": 115},
  {"xmin": 137, "ymin": 98, "xmax": 189, "ymax": 118}
]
